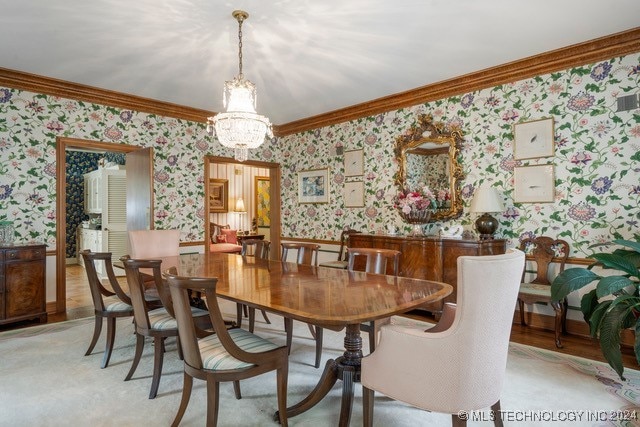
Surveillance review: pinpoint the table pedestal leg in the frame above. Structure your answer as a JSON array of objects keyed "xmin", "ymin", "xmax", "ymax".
[{"xmin": 275, "ymin": 324, "xmax": 363, "ymax": 426}]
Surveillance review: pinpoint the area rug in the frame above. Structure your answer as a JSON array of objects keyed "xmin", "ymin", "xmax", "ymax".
[{"xmin": 1, "ymin": 300, "xmax": 639, "ymax": 427}]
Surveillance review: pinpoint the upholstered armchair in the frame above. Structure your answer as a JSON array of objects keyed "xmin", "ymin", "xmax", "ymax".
[{"xmin": 361, "ymin": 250, "xmax": 525, "ymax": 426}]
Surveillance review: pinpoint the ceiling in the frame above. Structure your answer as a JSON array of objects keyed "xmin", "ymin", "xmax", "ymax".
[{"xmin": 3, "ymin": 0, "xmax": 639, "ymax": 126}]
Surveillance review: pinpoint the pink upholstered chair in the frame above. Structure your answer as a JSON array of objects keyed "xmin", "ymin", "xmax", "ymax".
[{"xmin": 361, "ymin": 250, "xmax": 525, "ymax": 427}]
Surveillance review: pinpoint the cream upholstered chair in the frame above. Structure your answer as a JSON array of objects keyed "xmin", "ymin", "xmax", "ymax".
[
  {"xmin": 346, "ymin": 247, "xmax": 401, "ymax": 353},
  {"xmin": 128, "ymin": 229, "xmax": 180, "ymax": 258},
  {"xmin": 361, "ymin": 250, "xmax": 525, "ymax": 427}
]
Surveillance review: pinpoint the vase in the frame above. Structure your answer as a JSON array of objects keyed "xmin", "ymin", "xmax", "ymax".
[{"xmin": 399, "ymin": 210, "xmax": 432, "ymax": 236}]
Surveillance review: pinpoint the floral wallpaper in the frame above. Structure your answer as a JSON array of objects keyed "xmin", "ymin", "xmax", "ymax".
[
  {"xmin": 0, "ymin": 52, "xmax": 638, "ymax": 260},
  {"xmin": 278, "ymin": 54, "xmax": 640, "ymax": 257}
]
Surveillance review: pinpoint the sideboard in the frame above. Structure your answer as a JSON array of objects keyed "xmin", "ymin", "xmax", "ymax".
[
  {"xmin": 348, "ymin": 234, "xmax": 506, "ymax": 310},
  {"xmin": 0, "ymin": 243, "xmax": 47, "ymax": 326}
]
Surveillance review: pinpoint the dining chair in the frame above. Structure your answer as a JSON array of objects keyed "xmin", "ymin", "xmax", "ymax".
[
  {"xmin": 517, "ymin": 236, "xmax": 570, "ymax": 348},
  {"xmin": 346, "ymin": 247, "xmax": 401, "ymax": 353},
  {"xmin": 318, "ymin": 228, "xmax": 360, "ymax": 269},
  {"xmin": 237, "ymin": 239, "xmax": 272, "ymax": 332},
  {"xmin": 280, "ymin": 242, "xmax": 324, "ymax": 368},
  {"xmin": 81, "ymin": 250, "xmax": 136, "ymax": 369},
  {"xmin": 164, "ymin": 267, "xmax": 289, "ymax": 427},
  {"xmin": 121, "ymin": 256, "xmax": 210, "ymax": 399},
  {"xmin": 361, "ymin": 250, "xmax": 525, "ymax": 426}
]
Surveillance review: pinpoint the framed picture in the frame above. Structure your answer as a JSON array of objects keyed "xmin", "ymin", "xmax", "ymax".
[
  {"xmin": 344, "ymin": 181, "xmax": 364, "ymax": 208},
  {"xmin": 344, "ymin": 149, "xmax": 364, "ymax": 177},
  {"xmin": 208, "ymin": 178, "xmax": 228, "ymax": 212},
  {"xmin": 254, "ymin": 176, "xmax": 270, "ymax": 226},
  {"xmin": 513, "ymin": 164, "xmax": 555, "ymax": 203},
  {"xmin": 513, "ymin": 118, "xmax": 555, "ymax": 160},
  {"xmin": 298, "ymin": 168, "xmax": 330, "ymax": 204}
]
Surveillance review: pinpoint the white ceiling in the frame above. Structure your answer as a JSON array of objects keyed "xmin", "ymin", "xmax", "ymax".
[{"xmin": 2, "ymin": 0, "xmax": 639, "ymax": 125}]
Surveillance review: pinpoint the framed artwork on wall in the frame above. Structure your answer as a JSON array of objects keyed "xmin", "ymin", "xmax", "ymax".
[
  {"xmin": 513, "ymin": 164, "xmax": 555, "ymax": 203},
  {"xmin": 344, "ymin": 181, "xmax": 364, "ymax": 208},
  {"xmin": 513, "ymin": 117, "xmax": 555, "ymax": 160},
  {"xmin": 254, "ymin": 176, "xmax": 270, "ymax": 226},
  {"xmin": 344, "ymin": 149, "xmax": 364, "ymax": 177},
  {"xmin": 298, "ymin": 168, "xmax": 330, "ymax": 204},
  {"xmin": 209, "ymin": 178, "xmax": 228, "ymax": 212}
]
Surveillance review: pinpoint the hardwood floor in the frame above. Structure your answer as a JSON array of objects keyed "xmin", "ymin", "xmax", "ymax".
[{"xmin": 3, "ymin": 264, "xmax": 638, "ymax": 371}]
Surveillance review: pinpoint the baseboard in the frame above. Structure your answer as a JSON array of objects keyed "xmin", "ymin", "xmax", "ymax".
[{"xmin": 514, "ymin": 309, "xmax": 634, "ymax": 347}]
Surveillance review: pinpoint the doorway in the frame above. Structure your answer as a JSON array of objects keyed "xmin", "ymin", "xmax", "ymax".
[
  {"xmin": 205, "ymin": 156, "xmax": 281, "ymax": 259},
  {"xmin": 55, "ymin": 137, "xmax": 145, "ymax": 313}
]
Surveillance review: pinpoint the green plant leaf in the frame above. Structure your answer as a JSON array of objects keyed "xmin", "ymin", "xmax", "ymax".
[
  {"xmin": 592, "ymin": 253, "xmax": 639, "ymax": 278},
  {"xmin": 635, "ymin": 322, "xmax": 640, "ymax": 369},
  {"xmin": 612, "ymin": 240, "xmax": 640, "ymax": 253},
  {"xmin": 596, "ymin": 276, "xmax": 636, "ymax": 298},
  {"xmin": 598, "ymin": 303, "xmax": 627, "ymax": 379},
  {"xmin": 588, "ymin": 299, "xmax": 612, "ymax": 337},
  {"xmin": 551, "ymin": 268, "xmax": 601, "ymax": 300},
  {"xmin": 580, "ymin": 289, "xmax": 599, "ymax": 324}
]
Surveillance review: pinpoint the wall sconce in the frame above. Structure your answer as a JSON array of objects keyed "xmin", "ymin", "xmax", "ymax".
[{"xmin": 470, "ymin": 184, "xmax": 504, "ymax": 239}]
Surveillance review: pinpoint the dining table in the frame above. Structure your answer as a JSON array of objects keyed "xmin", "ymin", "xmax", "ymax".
[{"xmin": 158, "ymin": 251, "xmax": 453, "ymax": 426}]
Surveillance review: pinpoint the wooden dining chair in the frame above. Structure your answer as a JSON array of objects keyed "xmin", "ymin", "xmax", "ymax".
[
  {"xmin": 280, "ymin": 242, "xmax": 324, "ymax": 368},
  {"xmin": 237, "ymin": 239, "xmax": 272, "ymax": 332},
  {"xmin": 81, "ymin": 250, "xmax": 136, "ymax": 369},
  {"xmin": 319, "ymin": 228, "xmax": 360, "ymax": 269},
  {"xmin": 163, "ymin": 267, "xmax": 289, "ymax": 427},
  {"xmin": 517, "ymin": 236, "xmax": 570, "ymax": 348},
  {"xmin": 346, "ymin": 247, "xmax": 401, "ymax": 353},
  {"xmin": 121, "ymin": 256, "xmax": 210, "ymax": 399}
]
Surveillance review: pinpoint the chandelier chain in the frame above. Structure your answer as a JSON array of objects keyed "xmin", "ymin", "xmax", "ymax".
[{"xmin": 237, "ymin": 16, "xmax": 244, "ymax": 77}]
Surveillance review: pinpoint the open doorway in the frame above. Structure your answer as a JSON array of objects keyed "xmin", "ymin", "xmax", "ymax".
[
  {"xmin": 55, "ymin": 137, "xmax": 148, "ymax": 314},
  {"xmin": 205, "ymin": 156, "xmax": 281, "ymax": 259}
]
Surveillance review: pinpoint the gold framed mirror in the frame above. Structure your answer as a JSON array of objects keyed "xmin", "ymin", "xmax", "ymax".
[{"xmin": 394, "ymin": 114, "xmax": 464, "ymax": 222}]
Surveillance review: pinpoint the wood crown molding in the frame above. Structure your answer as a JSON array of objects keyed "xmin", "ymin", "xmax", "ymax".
[
  {"xmin": 0, "ymin": 28, "xmax": 638, "ymax": 136},
  {"xmin": 277, "ymin": 27, "xmax": 640, "ymax": 136}
]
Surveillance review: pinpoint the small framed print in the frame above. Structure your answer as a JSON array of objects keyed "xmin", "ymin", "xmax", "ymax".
[
  {"xmin": 344, "ymin": 181, "xmax": 364, "ymax": 208},
  {"xmin": 298, "ymin": 168, "xmax": 330, "ymax": 204},
  {"xmin": 514, "ymin": 164, "xmax": 555, "ymax": 203},
  {"xmin": 513, "ymin": 118, "xmax": 555, "ymax": 160},
  {"xmin": 208, "ymin": 179, "xmax": 228, "ymax": 213},
  {"xmin": 344, "ymin": 149, "xmax": 364, "ymax": 177}
]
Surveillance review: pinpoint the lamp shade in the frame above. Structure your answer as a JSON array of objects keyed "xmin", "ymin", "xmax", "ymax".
[
  {"xmin": 470, "ymin": 184, "xmax": 504, "ymax": 213},
  {"xmin": 235, "ymin": 197, "xmax": 246, "ymax": 212}
]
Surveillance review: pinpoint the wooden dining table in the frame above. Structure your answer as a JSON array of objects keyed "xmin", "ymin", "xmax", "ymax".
[{"xmin": 159, "ymin": 252, "xmax": 453, "ymax": 426}]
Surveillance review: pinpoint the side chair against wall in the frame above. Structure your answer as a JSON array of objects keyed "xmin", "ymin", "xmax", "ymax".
[
  {"xmin": 318, "ymin": 228, "xmax": 360, "ymax": 269},
  {"xmin": 361, "ymin": 250, "xmax": 525, "ymax": 427},
  {"xmin": 81, "ymin": 249, "xmax": 137, "ymax": 369},
  {"xmin": 346, "ymin": 247, "xmax": 401, "ymax": 353},
  {"xmin": 121, "ymin": 257, "xmax": 210, "ymax": 399},
  {"xmin": 517, "ymin": 236, "xmax": 570, "ymax": 348},
  {"xmin": 280, "ymin": 242, "xmax": 324, "ymax": 368},
  {"xmin": 238, "ymin": 239, "xmax": 272, "ymax": 333},
  {"xmin": 164, "ymin": 268, "xmax": 289, "ymax": 427}
]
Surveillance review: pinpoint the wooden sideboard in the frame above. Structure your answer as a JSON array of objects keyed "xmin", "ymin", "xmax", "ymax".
[
  {"xmin": 0, "ymin": 243, "xmax": 47, "ymax": 326},
  {"xmin": 348, "ymin": 234, "xmax": 506, "ymax": 309}
]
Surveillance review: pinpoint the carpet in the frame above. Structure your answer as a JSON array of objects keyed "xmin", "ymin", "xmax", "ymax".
[{"xmin": 1, "ymin": 300, "xmax": 639, "ymax": 427}]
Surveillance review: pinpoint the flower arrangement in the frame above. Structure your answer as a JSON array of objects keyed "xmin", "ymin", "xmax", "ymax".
[{"xmin": 394, "ymin": 185, "xmax": 449, "ymax": 221}]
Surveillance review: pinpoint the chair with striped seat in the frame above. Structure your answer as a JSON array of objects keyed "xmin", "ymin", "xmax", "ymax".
[
  {"xmin": 164, "ymin": 267, "xmax": 289, "ymax": 427},
  {"xmin": 121, "ymin": 257, "xmax": 210, "ymax": 399}
]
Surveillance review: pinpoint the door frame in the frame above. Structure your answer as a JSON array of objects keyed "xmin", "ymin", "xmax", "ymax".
[
  {"xmin": 205, "ymin": 156, "xmax": 281, "ymax": 259},
  {"xmin": 55, "ymin": 137, "xmax": 139, "ymax": 313}
]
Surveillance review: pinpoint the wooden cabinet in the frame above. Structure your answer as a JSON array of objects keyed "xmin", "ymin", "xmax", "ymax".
[
  {"xmin": 348, "ymin": 234, "xmax": 506, "ymax": 309},
  {"xmin": 0, "ymin": 243, "xmax": 47, "ymax": 326}
]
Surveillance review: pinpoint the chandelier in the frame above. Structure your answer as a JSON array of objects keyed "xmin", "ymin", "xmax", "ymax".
[{"xmin": 206, "ymin": 10, "xmax": 273, "ymax": 162}]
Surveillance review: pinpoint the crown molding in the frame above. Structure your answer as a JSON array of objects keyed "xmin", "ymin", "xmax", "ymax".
[
  {"xmin": 277, "ymin": 27, "xmax": 640, "ymax": 136},
  {"xmin": 0, "ymin": 67, "xmax": 215, "ymax": 124},
  {"xmin": 0, "ymin": 27, "xmax": 638, "ymax": 137}
]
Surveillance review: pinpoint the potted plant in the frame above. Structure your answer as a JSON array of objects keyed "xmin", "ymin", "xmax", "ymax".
[{"xmin": 551, "ymin": 239, "xmax": 640, "ymax": 379}]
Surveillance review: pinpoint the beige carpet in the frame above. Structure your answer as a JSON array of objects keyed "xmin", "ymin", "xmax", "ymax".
[{"xmin": 1, "ymin": 300, "xmax": 639, "ymax": 426}]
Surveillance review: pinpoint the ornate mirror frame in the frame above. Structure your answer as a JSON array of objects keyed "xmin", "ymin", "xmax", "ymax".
[{"xmin": 394, "ymin": 114, "xmax": 465, "ymax": 222}]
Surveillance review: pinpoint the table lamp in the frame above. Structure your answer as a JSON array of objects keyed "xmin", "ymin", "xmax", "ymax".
[
  {"xmin": 470, "ymin": 184, "xmax": 504, "ymax": 239},
  {"xmin": 235, "ymin": 198, "xmax": 246, "ymax": 233}
]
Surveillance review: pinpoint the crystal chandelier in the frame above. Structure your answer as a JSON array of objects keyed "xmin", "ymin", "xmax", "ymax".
[{"xmin": 206, "ymin": 10, "xmax": 273, "ymax": 162}]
